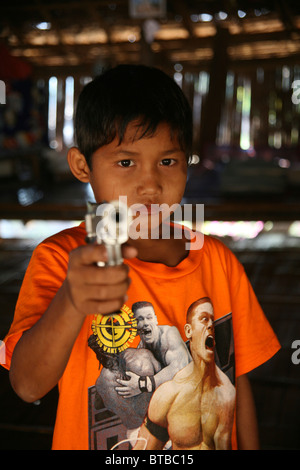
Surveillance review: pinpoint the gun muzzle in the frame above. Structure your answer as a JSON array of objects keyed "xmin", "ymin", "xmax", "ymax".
[{"xmin": 85, "ymin": 199, "xmax": 132, "ymax": 266}]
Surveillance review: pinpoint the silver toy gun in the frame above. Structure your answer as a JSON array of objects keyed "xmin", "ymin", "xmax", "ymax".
[{"xmin": 85, "ymin": 199, "xmax": 132, "ymax": 267}]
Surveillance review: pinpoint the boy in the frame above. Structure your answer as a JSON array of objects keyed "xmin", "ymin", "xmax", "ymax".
[{"xmin": 2, "ymin": 64, "xmax": 280, "ymax": 450}]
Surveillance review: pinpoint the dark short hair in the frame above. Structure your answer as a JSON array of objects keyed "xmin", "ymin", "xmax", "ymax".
[
  {"xmin": 132, "ymin": 301, "xmax": 154, "ymax": 315},
  {"xmin": 75, "ymin": 64, "xmax": 193, "ymax": 168}
]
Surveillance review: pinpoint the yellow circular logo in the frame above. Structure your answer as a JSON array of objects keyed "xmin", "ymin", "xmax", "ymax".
[{"xmin": 91, "ymin": 304, "xmax": 137, "ymax": 354}]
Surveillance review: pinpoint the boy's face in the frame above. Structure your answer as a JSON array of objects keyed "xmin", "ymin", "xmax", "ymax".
[{"xmin": 87, "ymin": 121, "xmax": 188, "ymax": 215}]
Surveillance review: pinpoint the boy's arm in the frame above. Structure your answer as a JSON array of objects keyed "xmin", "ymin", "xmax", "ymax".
[
  {"xmin": 236, "ymin": 374, "xmax": 260, "ymax": 450},
  {"xmin": 9, "ymin": 243, "xmax": 136, "ymax": 403}
]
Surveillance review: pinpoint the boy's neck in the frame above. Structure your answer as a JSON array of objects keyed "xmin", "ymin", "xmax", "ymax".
[{"xmin": 129, "ymin": 236, "xmax": 189, "ymax": 267}]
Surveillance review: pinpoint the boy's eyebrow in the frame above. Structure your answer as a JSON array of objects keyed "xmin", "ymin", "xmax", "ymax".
[
  {"xmin": 161, "ymin": 148, "xmax": 183, "ymax": 155},
  {"xmin": 112, "ymin": 147, "xmax": 183, "ymax": 157},
  {"xmin": 112, "ymin": 149, "xmax": 140, "ymax": 156}
]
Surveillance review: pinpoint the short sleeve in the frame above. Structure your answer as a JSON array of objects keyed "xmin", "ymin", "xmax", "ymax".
[
  {"xmin": 229, "ymin": 260, "xmax": 281, "ymax": 377},
  {"xmin": 2, "ymin": 241, "xmax": 69, "ymax": 370}
]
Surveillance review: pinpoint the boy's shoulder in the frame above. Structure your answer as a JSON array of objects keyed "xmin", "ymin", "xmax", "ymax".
[
  {"xmin": 37, "ymin": 222, "xmax": 86, "ymax": 255},
  {"xmin": 202, "ymin": 233, "xmax": 234, "ymax": 258},
  {"xmin": 201, "ymin": 233, "xmax": 243, "ymax": 273}
]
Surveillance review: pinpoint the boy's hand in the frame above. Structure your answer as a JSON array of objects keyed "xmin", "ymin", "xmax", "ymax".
[{"xmin": 64, "ymin": 244, "xmax": 137, "ymax": 317}]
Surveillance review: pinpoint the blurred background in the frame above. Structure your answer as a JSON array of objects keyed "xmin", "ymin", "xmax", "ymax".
[{"xmin": 0, "ymin": 0, "xmax": 299, "ymax": 450}]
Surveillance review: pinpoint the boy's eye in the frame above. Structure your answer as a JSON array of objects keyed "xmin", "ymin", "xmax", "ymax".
[
  {"xmin": 118, "ymin": 159, "xmax": 133, "ymax": 167},
  {"xmin": 161, "ymin": 158, "xmax": 175, "ymax": 166}
]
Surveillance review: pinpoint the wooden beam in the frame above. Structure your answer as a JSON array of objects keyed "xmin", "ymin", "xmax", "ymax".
[
  {"xmin": 199, "ymin": 27, "xmax": 230, "ymax": 153},
  {"xmin": 1, "ymin": 200, "xmax": 299, "ymax": 221}
]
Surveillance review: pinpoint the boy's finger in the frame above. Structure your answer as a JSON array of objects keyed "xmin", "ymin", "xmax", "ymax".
[
  {"xmin": 122, "ymin": 244, "xmax": 138, "ymax": 260},
  {"xmin": 70, "ymin": 244, "xmax": 108, "ymax": 266},
  {"xmin": 85, "ymin": 280, "xmax": 129, "ymax": 301},
  {"xmin": 70, "ymin": 243, "xmax": 137, "ymax": 266},
  {"xmin": 86, "ymin": 298, "xmax": 127, "ymax": 316},
  {"xmin": 79, "ymin": 264, "xmax": 130, "ymax": 285}
]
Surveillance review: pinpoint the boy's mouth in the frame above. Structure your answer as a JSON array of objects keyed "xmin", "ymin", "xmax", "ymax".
[
  {"xmin": 134, "ymin": 203, "xmax": 160, "ymax": 216},
  {"xmin": 145, "ymin": 204, "xmax": 160, "ymax": 215}
]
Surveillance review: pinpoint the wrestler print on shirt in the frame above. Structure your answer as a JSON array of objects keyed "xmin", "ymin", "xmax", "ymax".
[{"xmin": 87, "ymin": 298, "xmax": 235, "ymax": 450}]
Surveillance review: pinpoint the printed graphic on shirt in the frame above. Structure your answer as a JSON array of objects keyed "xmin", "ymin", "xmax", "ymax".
[
  {"xmin": 87, "ymin": 298, "xmax": 235, "ymax": 450},
  {"xmin": 91, "ymin": 304, "xmax": 138, "ymax": 354}
]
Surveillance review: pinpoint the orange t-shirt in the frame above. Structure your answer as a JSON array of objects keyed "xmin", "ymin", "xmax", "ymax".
[{"xmin": 2, "ymin": 223, "xmax": 280, "ymax": 450}]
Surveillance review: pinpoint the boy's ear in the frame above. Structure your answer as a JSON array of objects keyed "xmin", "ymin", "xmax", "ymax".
[{"xmin": 67, "ymin": 147, "xmax": 91, "ymax": 183}]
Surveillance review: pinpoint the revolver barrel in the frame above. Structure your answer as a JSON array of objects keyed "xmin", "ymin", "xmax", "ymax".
[{"xmin": 85, "ymin": 200, "xmax": 132, "ymax": 266}]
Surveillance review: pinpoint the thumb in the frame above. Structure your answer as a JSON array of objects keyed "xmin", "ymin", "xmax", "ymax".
[{"xmin": 122, "ymin": 244, "xmax": 138, "ymax": 260}]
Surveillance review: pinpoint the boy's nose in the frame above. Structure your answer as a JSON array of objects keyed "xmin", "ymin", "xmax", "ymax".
[{"xmin": 137, "ymin": 168, "xmax": 163, "ymax": 196}]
